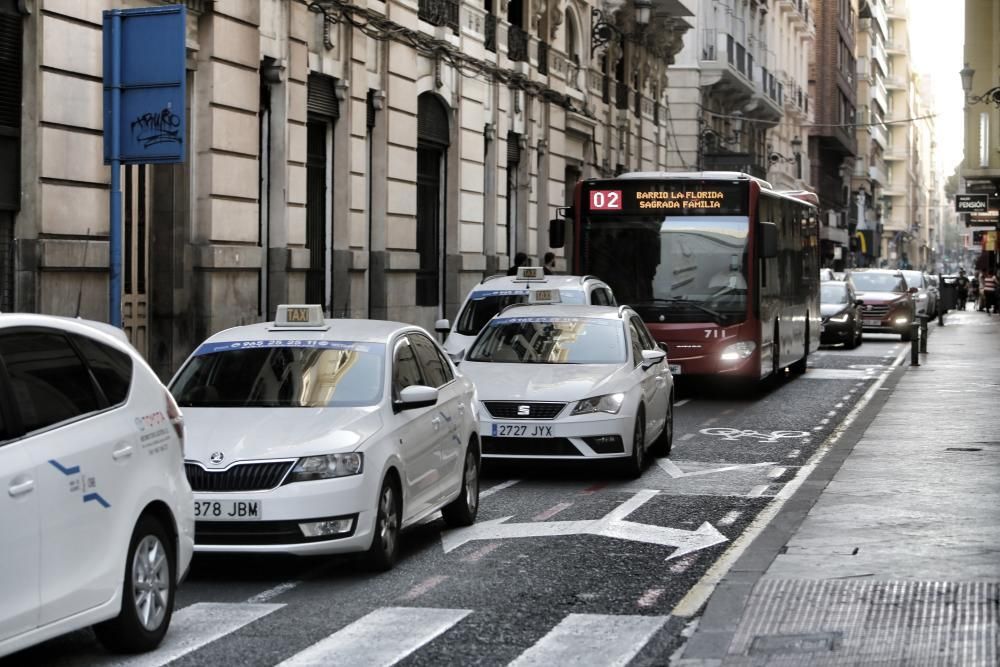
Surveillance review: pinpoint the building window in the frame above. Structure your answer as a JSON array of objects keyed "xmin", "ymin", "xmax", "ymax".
[
  {"xmin": 506, "ymin": 131, "xmax": 522, "ymax": 259},
  {"xmin": 306, "ymin": 73, "xmax": 340, "ymax": 311},
  {"xmin": 0, "ymin": 5, "xmax": 22, "ymax": 312},
  {"xmin": 416, "ymin": 93, "xmax": 450, "ymax": 308}
]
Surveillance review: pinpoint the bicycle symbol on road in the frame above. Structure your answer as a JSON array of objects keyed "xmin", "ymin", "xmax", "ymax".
[{"xmin": 700, "ymin": 427, "xmax": 810, "ymax": 444}]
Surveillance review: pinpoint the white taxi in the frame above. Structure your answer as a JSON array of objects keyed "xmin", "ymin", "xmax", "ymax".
[
  {"xmin": 436, "ymin": 266, "xmax": 616, "ymax": 361},
  {"xmin": 170, "ymin": 306, "xmax": 481, "ymax": 570},
  {"xmin": 0, "ymin": 314, "xmax": 193, "ymax": 658},
  {"xmin": 459, "ymin": 305, "xmax": 674, "ymax": 477}
]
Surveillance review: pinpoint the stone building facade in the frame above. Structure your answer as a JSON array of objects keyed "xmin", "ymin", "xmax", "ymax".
[{"xmin": 6, "ymin": 0, "xmax": 694, "ymax": 378}]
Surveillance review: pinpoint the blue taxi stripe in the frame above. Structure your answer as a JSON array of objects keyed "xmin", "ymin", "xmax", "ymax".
[
  {"xmin": 49, "ymin": 459, "xmax": 81, "ymax": 476},
  {"xmin": 83, "ymin": 493, "xmax": 111, "ymax": 508}
]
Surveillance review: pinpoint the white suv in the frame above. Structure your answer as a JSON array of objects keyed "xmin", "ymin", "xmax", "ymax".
[
  {"xmin": 0, "ymin": 314, "xmax": 193, "ymax": 658},
  {"xmin": 438, "ymin": 267, "xmax": 616, "ymax": 361}
]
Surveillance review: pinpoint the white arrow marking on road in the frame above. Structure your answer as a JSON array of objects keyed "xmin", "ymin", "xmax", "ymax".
[
  {"xmin": 656, "ymin": 459, "xmax": 777, "ymax": 478},
  {"xmin": 441, "ymin": 488, "xmax": 727, "ymax": 560}
]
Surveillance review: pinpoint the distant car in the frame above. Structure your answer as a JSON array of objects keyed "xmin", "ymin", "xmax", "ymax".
[
  {"xmin": 819, "ymin": 268, "xmax": 836, "ymax": 281},
  {"xmin": 850, "ymin": 269, "xmax": 916, "ymax": 341},
  {"xmin": 820, "ymin": 280, "xmax": 863, "ymax": 348},
  {"xmin": 459, "ymin": 304, "xmax": 673, "ymax": 478},
  {"xmin": 437, "ymin": 267, "xmax": 616, "ymax": 362},
  {"xmin": 170, "ymin": 305, "xmax": 480, "ymax": 571},
  {"xmin": 901, "ymin": 270, "xmax": 937, "ymax": 319},
  {"xmin": 0, "ymin": 314, "xmax": 193, "ymax": 658}
]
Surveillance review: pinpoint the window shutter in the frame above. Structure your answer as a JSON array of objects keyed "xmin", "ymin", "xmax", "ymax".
[{"xmin": 307, "ymin": 72, "xmax": 339, "ymax": 119}]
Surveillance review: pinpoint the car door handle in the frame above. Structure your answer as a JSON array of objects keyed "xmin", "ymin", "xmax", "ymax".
[
  {"xmin": 431, "ymin": 417, "xmax": 442, "ymax": 430},
  {"xmin": 457, "ymin": 404, "xmax": 465, "ymax": 415},
  {"xmin": 112, "ymin": 445, "xmax": 134, "ymax": 461},
  {"xmin": 8, "ymin": 479, "xmax": 34, "ymax": 498}
]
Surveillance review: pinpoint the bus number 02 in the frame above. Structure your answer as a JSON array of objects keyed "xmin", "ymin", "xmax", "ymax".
[{"xmin": 590, "ymin": 190, "xmax": 622, "ymax": 210}]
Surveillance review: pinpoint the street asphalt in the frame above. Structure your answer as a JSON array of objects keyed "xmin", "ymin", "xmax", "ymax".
[{"xmin": 4, "ymin": 330, "xmax": 925, "ymax": 667}]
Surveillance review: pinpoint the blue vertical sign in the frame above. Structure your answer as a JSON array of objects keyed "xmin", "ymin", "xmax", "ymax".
[{"xmin": 103, "ymin": 5, "xmax": 186, "ymax": 327}]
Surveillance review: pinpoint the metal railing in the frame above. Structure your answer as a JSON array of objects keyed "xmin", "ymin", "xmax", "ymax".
[
  {"xmin": 485, "ymin": 14, "xmax": 497, "ymax": 53},
  {"xmin": 418, "ymin": 0, "xmax": 459, "ymax": 34},
  {"xmin": 537, "ymin": 40, "xmax": 548, "ymax": 75},
  {"xmin": 508, "ymin": 25, "xmax": 529, "ymax": 63}
]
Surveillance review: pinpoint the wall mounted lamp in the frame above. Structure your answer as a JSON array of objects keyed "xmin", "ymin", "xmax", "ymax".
[
  {"xmin": 591, "ymin": 0, "xmax": 652, "ymax": 55},
  {"xmin": 960, "ymin": 64, "xmax": 1000, "ymax": 108}
]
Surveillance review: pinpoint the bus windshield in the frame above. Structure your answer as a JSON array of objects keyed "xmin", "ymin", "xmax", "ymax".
[{"xmin": 582, "ymin": 215, "xmax": 749, "ymax": 325}]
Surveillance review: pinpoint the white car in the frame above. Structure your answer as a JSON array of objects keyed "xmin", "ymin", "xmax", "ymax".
[
  {"xmin": 437, "ymin": 267, "xmax": 616, "ymax": 362},
  {"xmin": 0, "ymin": 314, "xmax": 193, "ymax": 658},
  {"xmin": 170, "ymin": 305, "xmax": 481, "ymax": 570},
  {"xmin": 459, "ymin": 305, "xmax": 674, "ymax": 477}
]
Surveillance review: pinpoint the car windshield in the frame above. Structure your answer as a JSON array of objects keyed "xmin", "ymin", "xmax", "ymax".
[
  {"xmin": 851, "ymin": 272, "xmax": 906, "ymax": 293},
  {"xmin": 821, "ymin": 282, "xmax": 849, "ymax": 305},
  {"xmin": 455, "ymin": 289, "xmax": 587, "ymax": 335},
  {"xmin": 466, "ymin": 317, "xmax": 626, "ymax": 364},
  {"xmin": 171, "ymin": 341, "xmax": 385, "ymax": 407},
  {"xmin": 901, "ymin": 271, "xmax": 924, "ymax": 289}
]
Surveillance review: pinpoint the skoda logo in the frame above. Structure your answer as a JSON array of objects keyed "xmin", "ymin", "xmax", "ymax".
[
  {"xmin": 517, "ymin": 405, "xmax": 531, "ymax": 416},
  {"xmin": 210, "ymin": 452, "xmax": 225, "ymax": 465}
]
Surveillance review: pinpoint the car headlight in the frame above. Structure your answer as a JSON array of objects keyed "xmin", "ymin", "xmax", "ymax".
[
  {"xmin": 571, "ymin": 392, "xmax": 626, "ymax": 415},
  {"xmin": 288, "ymin": 453, "xmax": 363, "ymax": 482},
  {"xmin": 916, "ymin": 294, "xmax": 928, "ymax": 301},
  {"xmin": 720, "ymin": 341, "xmax": 756, "ymax": 361},
  {"xmin": 829, "ymin": 313, "xmax": 850, "ymax": 323}
]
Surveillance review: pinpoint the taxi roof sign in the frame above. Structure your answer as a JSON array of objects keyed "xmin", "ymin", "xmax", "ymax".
[
  {"xmin": 514, "ymin": 266, "xmax": 547, "ymax": 282},
  {"xmin": 528, "ymin": 288, "xmax": 562, "ymax": 304},
  {"xmin": 273, "ymin": 304, "xmax": 329, "ymax": 330}
]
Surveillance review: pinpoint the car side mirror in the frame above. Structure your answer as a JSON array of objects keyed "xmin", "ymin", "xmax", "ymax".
[
  {"xmin": 657, "ymin": 341, "xmax": 669, "ymax": 354},
  {"xmin": 549, "ymin": 218, "xmax": 566, "ymax": 249},
  {"xmin": 855, "ymin": 299, "xmax": 865, "ymax": 306},
  {"xmin": 908, "ymin": 287, "xmax": 918, "ymax": 294},
  {"xmin": 759, "ymin": 222, "xmax": 778, "ymax": 259},
  {"xmin": 447, "ymin": 348, "xmax": 465, "ymax": 365},
  {"xmin": 641, "ymin": 349, "xmax": 666, "ymax": 369},
  {"xmin": 394, "ymin": 385, "xmax": 439, "ymax": 412},
  {"xmin": 435, "ymin": 319, "xmax": 450, "ymax": 334}
]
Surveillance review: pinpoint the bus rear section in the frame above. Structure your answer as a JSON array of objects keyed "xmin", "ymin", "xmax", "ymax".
[{"xmin": 566, "ymin": 172, "xmax": 819, "ymax": 383}]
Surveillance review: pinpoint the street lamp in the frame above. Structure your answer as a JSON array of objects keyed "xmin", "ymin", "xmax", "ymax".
[
  {"xmin": 960, "ymin": 63, "xmax": 1000, "ymax": 109},
  {"xmin": 591, "ymin": 0, "xmax": 653, "ymax": 55}
]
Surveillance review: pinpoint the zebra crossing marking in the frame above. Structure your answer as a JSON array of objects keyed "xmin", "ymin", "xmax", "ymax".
[{"xmin": 508, "ymin": 613, "xmax": 667, "ymax": 667}]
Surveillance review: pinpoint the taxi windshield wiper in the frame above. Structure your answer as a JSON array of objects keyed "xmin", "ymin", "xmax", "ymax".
[{"xmin": 631, "ymin": 298, "xmax": 724, "ymax": 321}]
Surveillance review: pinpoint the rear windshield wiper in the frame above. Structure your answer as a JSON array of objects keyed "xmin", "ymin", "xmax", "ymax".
[{"xmin": 631, "ymin": 298, "xmax": 724, "ymax": 322}]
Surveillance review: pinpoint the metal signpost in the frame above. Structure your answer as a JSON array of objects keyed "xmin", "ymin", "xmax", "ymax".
[{"xmin": 102, "ymin": 5, "xmax": 186, "ymax": 327}]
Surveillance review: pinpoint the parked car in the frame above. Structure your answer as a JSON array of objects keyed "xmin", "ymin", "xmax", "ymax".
[
  {"xmin": 820, "ymin": 280, "xmax": 863, "ymax": 348},
  {"xmin": 458, "ymin": 304, "xmax": 673, "ymax": 478},
  {"xmin": 436, "ymin": 267, "xmax": 616, "ymax": 362},
  {"xmin": 0, "ymin": 314, "xmax": 193, "ymax": 658},
  {"xmin": 901, "ymin": 270, "xmax": 938, "ymax": 319},
  {"xmin": 170, "ymin": 305, "xmax": 480, "ymax": 571},
  {"xmin": 849, "ymin": 269, "xmax": 916, "ymax": 341}
]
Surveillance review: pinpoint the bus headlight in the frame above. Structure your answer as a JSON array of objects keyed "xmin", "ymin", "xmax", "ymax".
[{"xmin": 720, "ymin": 341, "xmax": 756, "ymax": 362}]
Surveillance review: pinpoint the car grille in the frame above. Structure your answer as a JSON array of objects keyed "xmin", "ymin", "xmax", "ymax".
[
  {"xmin": 482, "ymin": 436, "xmax": 580, "ymax": 456},
  {"xmin": 862, "ymin": 304, "xmax": 890, "ymax": 317},
  {"xmin": 195, "ymin": 514, "xmax": 357, "ymax": 545},
  {"xmin": 185, "ymin": 461, "xmax": 294, "ymax": 492},
  {"xmin": 483, "ymin": 401, "xmax": 566, "ymax": 419}
]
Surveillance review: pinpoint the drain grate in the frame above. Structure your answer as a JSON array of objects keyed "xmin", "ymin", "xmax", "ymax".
[
  {"xmin": 750, "ymin": 632, "xmax": 841, "ymax": 655},
  {"xmin": 946, "ymin": 447, "xmax": 983, "ymax": 452}
]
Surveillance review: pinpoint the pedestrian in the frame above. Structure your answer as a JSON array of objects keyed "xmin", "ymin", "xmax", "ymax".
[
  {"xmin": 506, "ymin": 251, "xmax": 528, "ymax": 276},
  {"xmin": 982, "ymin": 269, "xmax": 997, "ymax": 314},
  {"xmin": 543, "ymin": 251, "xmax": 556, "ymax": 275},
  {"xmin": 955, "ymin": 269, "xmax": 969, "ymax": 310}
]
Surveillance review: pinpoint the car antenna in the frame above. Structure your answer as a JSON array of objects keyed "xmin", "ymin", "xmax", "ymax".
[{"xmin": 75, "ymin": 228, "xmax": 90, "ymax": 318}]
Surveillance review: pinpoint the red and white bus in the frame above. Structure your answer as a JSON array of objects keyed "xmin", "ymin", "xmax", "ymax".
[{"xmin": 551, "ymin": 172, "xmax": 820, "ymax": 382}]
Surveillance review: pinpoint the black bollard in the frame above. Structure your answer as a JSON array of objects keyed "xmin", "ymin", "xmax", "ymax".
[
  {"xmin": 910, "ymin": 321, "xmax": 920, "ymax": 366},
  {"xmin": 919, "ymin": 316, "xmax": 928, "ymax": 353}
]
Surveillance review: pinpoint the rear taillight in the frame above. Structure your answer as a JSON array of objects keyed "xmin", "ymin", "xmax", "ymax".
[{"xmin": 164, "ymin": 389, "xmax": 185, "ymax": 452}]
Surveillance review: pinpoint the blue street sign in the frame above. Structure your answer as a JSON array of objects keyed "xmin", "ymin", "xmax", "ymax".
[{"xmin": 103, "ymin": 5, "xmax": 187, "ymax": 164}]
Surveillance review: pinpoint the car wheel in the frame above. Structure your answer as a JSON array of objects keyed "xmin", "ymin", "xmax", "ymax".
[
  {"xmin": 94, "ymin": 515, "xmax": 175, "ymax": 654},
  {"xmin": 650, "ymin": 395, "xmax": 673, "ymax": 458},
  {"xmin": 441, "ymin": 444, "xmax": 480, "ymax": 528},
  {"xmin": 365, "ymin": 477, "xmax": 401, "ymax": 572},
  {"xmin": 623, "ymin": 409, "xmax": 647, "ymax": 479}
]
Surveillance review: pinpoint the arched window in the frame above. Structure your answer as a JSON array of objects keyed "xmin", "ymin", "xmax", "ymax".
[
  {"xmin": 416, "ymin": 93, "xmax": 450, "ymax": 308},
  {"xmin": 565, "ymin": 8, "xmax": 579, "ymax": 66}
]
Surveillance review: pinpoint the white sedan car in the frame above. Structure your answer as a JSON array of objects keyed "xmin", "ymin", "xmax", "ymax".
[
  {"xmin": 170, "ymin": 305, "xmax": 481, "ymax": 570},
  {"xmin": 0, "ymin": 314, "xmax": 193, "ymax": 658},
  {"xmin": 459, "ymin": 305, "xmax": 674, "ymax": 477}
]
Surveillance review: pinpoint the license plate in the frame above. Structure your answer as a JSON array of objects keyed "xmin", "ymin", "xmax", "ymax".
[
  {"xmin": 863, "ymin": 319, "xmax": 882, "ymax": 326},
  {"xmin": 491, "ymin": 423, "xmax": 553, "ymax": 437},
  {"xmin": 669, "ymin": 364, "xmax": 682, "ymax": 375},
  {"xmin": 194, "ymin": 499, "xmax": 261, "ymax": 521}
]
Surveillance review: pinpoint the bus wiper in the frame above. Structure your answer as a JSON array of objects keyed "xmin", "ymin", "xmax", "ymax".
[{"xmin": 631, "ymin": 298, "xmax": 724, "ymax": 321}]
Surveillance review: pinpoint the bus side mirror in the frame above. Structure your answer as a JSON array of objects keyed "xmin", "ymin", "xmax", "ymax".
[
  {"xmin": 759, "ymin": 222, "xmax": 778, "ymax": 259},
  {"xmin": 549, "ymin": 218, "xmax": 566, "ymax": 248}
]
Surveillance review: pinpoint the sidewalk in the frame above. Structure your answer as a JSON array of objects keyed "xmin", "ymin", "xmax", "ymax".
[{"xmin": 675, "ymin": 309, "xmax": 1000, "ymax": 666}]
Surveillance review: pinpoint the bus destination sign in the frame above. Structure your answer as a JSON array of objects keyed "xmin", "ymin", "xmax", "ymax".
[{"xmin": 587, "ymin": 181, "xmax": 747, "ymax": 216}]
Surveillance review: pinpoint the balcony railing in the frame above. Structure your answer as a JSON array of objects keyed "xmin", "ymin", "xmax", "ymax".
[
  {"xmin": 508, "ymin": 25, "xmax": 529, "ymax": 63},
  {"xmin": 701, "ymin": 29, "xmax": 718, "ymax": 60},
  {"xmin": 616, "ymin": 81, "xmax": 629, "ymax": 110},
  {"xmin": 485, "ymin": 14, "xmax": 496, "ymax": 53},
  {"xmin": 537, "ymin": 40, "xmax": 548, "ymax": 75},
  {"xmin": 418, "ymin": 0, "xmax": 459, "ymax": 34}
]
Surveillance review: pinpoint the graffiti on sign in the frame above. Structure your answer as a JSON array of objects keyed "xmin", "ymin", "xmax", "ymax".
[{"xmin": 131, "ymin": 107, "xmax": 182, "ymax": 149}]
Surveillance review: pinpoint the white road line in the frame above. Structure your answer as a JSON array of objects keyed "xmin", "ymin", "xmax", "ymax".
[
  {"xmin": 767, "ymin": 467, "xmax": 786, "ymax": 479},
  {"xmin": 820, "ymin": 418, "xmax": 830, "ymax": 425},
  {"xmin": 247, "ymin": 581, "xmax": 301, "ymax": 604},
  {"xmin": 827, "ymin": 410, "xmax": 838, "ymax": 417},
  {"xmin": 703, "ymin": 416, "xmax": 719, "ymax": 426},
  {"xmin": 277, "ymin": 607, "xmax": 471, "ymax": 667},
  {"xmin": 532, "ymin": 502, "xmax": 574, "ymax": 522},
  {"xmin": 675, "ymin": 399, "xmax": 691, "ymax": 407},
  {"xmin": 508, "ymin": 614, "xmax": 667, "ymax": 667},
  {"xmin": 481, "ymin": 479, "xmax": 520, "ymax": 499},
  {"xmin": 670, "ymin": 555, "xmax": 698, "ymax": 574},
  {"xmin": 786, "ymin": 449, "xmax": 801, "ymax": 459},
  {"xmin": 812, "ymin": 425, "xmax": 824, "ymax": 431},
  {"xmin": 672, "ymin": 343, "xmax": 908, "ymax": 618},
  {"xmin": 747, "ymin": 485, "xmax": 769, "ymax": 498},
  {"xmin": 99, "ymin": 602, "xmax": 283, "ymax": 667},
  {"xmin": 718, "ymin": 511, "xmax": 742, "ymax": 527},
  {"xmin": 461, "ymin": 541, "xmax": 501, "ymax": 563},
  {"xmin": 680, "ymin": 433, "xmax": 696, "ymax": 441},
  {"xmin": 637, "ymin": 588, "xmax": 665, "ymax": 607},
  {"xmin": 834, "ymin": 402, "xmax": 844, "ymax": 409},
  {"xmin": 722, "ymin": 408, "xmax": 735, "ymax": 415},
  {"xmin": 400, "ymin": 575, "xmax": 449, "ymax": 601}
]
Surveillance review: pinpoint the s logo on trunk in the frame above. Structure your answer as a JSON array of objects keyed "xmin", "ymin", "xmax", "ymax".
[
  {"xmin": 210, "ymin": 452, "xmax": 225, "ymax": 465},
  {"xmin": 517, "ymin": 405, "xmax": 530, "ymax": 416}
]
